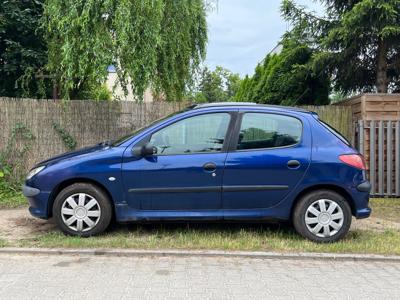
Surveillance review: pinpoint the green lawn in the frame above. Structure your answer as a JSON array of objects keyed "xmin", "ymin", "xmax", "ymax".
[{"xmin": 0, "ymin": 189, "xmax": 26, "ymax": 209}]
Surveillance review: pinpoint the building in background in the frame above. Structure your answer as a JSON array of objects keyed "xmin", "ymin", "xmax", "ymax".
[{"xmin": 106, "ymin": 65, "xmax": 157, "ymax": 102}]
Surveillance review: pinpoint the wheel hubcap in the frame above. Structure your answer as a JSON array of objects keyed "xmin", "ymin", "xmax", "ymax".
[
  {"xmin": 61, "ymin": 193, "xmax": 101, "ymax": 232},
  {"xmin": 305, "ymin": 199, "xmax": 344, "ymax": 238}
]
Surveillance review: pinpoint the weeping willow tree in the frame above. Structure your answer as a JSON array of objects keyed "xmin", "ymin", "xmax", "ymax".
[{"xmin": 42, "ymin": 0, "xmax": 208, "ymax": 100}]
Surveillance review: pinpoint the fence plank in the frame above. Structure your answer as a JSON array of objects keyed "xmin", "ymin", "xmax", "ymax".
[
  {"xmin": 396, "ymin": 121, "xmax": 400, "ymax": 197},
  {"xmin": 358, "ymin": 120, "xmax": 364, "ymax": 155},
  {"xmin": 387, "ymin": 121, "xmax": 392, "ymax": 196},
  {"xmin": 370, "ymin": 121, "xmax": 376, "ymax": 195},
  {"xmin": 378, "ymin": 121, "xmax": 384, "ymax": 195}
]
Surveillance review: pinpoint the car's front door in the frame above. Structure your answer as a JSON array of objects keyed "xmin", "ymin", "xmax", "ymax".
[
  {"xmin": 122, "ymin": 112, "xmax": 235, "ymax": 210},
  {"xmin": 222, "ymin": 111, "xmax": 311, "ymax": 209}
]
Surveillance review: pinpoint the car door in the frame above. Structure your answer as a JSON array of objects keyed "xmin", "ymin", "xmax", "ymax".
[
  {"xmin": 222, "ymin": 111, "xmax": 311, "ymax": 209},
  {"xmin": 122, "ymin": 112, "xmax": 235, "ymax": 210}
]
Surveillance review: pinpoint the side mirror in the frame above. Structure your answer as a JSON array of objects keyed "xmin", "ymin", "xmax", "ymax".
[{"xmin": 132, "ymin": 143, "xmax": 157, "ymax": 157}]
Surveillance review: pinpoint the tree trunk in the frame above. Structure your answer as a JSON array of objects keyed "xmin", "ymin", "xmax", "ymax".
[{"xmin": 376, "ymin": 39, "xmax": 389, "ymax": 93}]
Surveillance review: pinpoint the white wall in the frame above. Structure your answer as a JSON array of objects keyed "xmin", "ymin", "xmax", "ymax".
[{"xmin": 106, "ymin": 72, "xmax": 155, "ymax": 102}]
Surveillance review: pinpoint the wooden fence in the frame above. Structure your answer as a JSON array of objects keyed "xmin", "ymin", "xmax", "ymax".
[
  {"xmin": 0, "ymin": 98, "xmax": 352, "ymax": 179},
  {"xmin": 356, "ymin": 120, "xmax": 400, "ymax": 196},
  {"xmin": 301, "ymin": 105, "xmax": 353, "ymax": 141}
]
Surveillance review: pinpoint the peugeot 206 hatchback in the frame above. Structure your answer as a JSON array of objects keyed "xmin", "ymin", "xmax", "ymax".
[{"xmin": 23, "ymin": 103, "xmax": 371, "ymax": 242}]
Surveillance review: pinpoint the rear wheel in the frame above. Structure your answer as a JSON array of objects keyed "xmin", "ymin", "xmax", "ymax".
[
  {"xmin": 53, "ymin": 183, "xmax": 112, "ymax": 237},
  {"xmin": 292, "ymin": 190, "xmax": 352, "ymax": 243}
]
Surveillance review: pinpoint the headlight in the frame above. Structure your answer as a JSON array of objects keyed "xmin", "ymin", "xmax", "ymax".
[{"xmin": 26, "ymin": 166, "xmax": 46, "ymax": 180}]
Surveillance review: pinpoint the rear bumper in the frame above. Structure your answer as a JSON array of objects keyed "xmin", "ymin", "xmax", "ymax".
[
  {"xmin": 354, "ymin": 207, "xmax": 371, "ymax": 219},
  {"xmin": 356, "ymin": 181, "xmax": 371, "ymax": 193},
  {"xmin": 22, "ymin": 184, "xmax": 51, "ymax": 219},
  {"xmin": 350, "ymin": 181, "xmax": 372, "ymax": 219}
]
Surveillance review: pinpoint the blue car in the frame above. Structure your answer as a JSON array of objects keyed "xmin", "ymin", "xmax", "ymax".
[{"xmin": 23, "ymin": 103, "xmax": 371, "ymax": 242}]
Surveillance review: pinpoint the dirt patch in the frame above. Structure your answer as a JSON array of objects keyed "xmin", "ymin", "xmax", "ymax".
[
  {"xmin": 351, "ymin": 216, "xmax": 400, "ymax": 232},
  {"xmin": 0, "ymin": 208, "xmax": 57, "ymax": 241}
]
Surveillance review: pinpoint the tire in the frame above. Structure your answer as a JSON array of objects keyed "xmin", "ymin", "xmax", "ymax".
[
  {"xmin": 52, "ymin": 183, "xmax": 112, "ymax": 237},
  {"xmin": 292, "ymin": 190, "xmax": 352, "ymax": 243}
]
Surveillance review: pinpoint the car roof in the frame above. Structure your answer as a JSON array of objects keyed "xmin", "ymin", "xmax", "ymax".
[{"xmin": 189, "ymin": 102, "xmax": 313, "ymax": 114}]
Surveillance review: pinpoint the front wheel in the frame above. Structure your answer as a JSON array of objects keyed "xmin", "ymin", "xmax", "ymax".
[
  {"xmin": 292, "ymin": 190, "xmax": 352, "ymax": 243},
  {"xmin": 53, "ymin": 183, "xmax": 112, "ymax": 237}
]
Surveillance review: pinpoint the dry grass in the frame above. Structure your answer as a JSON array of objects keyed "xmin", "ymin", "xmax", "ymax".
[
  {"xmin": 370, "ymin": 198, "xmax": 400, "ymax": 222},
  {"xmin": 1, "ymin": 195, "xmax": 399, "ymax": 255},
  {"xmin": 17, "ymin": 222, "xmax": 400, "ymax": 255}
]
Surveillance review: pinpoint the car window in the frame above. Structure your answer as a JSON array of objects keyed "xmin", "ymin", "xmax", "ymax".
[
  {"xmin": 237, "ymin": 113, "xmax": 302, "ymax": 150},
  {"xmin": 150, "ymin": 113, "xmax": 231, "ymax": 155},
  {"xmin": 111, "ymin": 110, "xmax": 184, "ymax": 146}
]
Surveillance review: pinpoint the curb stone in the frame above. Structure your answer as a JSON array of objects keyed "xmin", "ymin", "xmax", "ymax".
[{"xmin": 0, "ymin": 247, "xmax": 399, "ymax": 262}]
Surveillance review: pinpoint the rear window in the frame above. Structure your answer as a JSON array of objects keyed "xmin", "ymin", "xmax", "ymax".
[{"xmin": 319, "ymin": 120, "xmax": 351, "ymax": 146}]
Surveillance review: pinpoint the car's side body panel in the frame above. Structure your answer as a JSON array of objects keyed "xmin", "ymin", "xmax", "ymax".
[
  {"xmin": 122, "ymin": 152, "xmax": 227, "ymax": 210},
  {"xmin": 121, "ymin": 110, "xmax": 237, "ymax": 211},
  {"xmin": 25, "ymin": 146, "xmax": 125, "ymax": 218},
  {"xmin": 222, "ymin": 109, "xmax": 312, "ymax": 209}
]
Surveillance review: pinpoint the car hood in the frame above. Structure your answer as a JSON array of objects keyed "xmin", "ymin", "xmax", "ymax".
[{"xmin": 36, "ymin": 143, "xmax": 111, "ymax": 167}]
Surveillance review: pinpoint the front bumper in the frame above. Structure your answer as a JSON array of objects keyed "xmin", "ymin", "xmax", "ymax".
[{"xmin": 22, "ymin": 184, "xmax": 51, "ymax": 219}]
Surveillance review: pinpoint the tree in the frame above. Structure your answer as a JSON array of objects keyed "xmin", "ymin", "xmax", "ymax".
[
  {"xmin": 235, "ymin": 33, "xmax": 330, "ymax": 105},
  {"xmin": 282, "ymin": 0, "xmax": 400, "ymax": 94},
  {"xmin": 0, "ymin": 0, "xmax": 50, "ymax": 98},
  {"xmin": 42, "ymin": 0, "xmax": 208, "ymax": 100},
  {"xmin": 188, "ymin": 66, "xmax": 241, "ymax": 102}
]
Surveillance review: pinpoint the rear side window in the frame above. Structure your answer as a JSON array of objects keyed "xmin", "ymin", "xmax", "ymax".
[{"xmin": 237, "ymin": 113, "xmax": 302, "ymax": 150}]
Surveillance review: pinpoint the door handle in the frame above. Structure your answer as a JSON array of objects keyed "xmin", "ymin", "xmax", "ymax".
[
  {"xmin": 287, "ymin": 160, "xmax": 301, "ymax": 169},
  {"xmin": 203, "ymin": 162, "xmax": 217, "ymax": 172}
]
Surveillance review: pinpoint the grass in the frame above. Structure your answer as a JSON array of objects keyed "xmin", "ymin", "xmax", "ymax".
[
  {"xmin": 1, "ymin": 190, "xmax": 399, "ymax": 255},
  {"xmin": 370, "ymin": 197, "xmax": 400, "ymax": 222},
  {"xmin": 18, "ymin": 223, "xmax": 400, "ymax": 255},
  {"xmin": 0, "ymin": 188, "xmax": 26, "ymax": 209},
  {"xmin": 0, "ymin": 238, "xmax": 7, "ymax": 248}
]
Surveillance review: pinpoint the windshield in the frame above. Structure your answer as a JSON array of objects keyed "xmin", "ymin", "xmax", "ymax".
[{"xmin": 111, "ymin": 110, "xmax": 185, "ymax": 146}]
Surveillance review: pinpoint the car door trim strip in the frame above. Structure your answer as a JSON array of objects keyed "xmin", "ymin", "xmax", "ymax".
[
  {"xmin": 222, "ymin": 185, "xmax": 289, "ymax": 192},
  {"xmin": 128, "ymin": 185, "xmax": 289, "ymax": 193}
]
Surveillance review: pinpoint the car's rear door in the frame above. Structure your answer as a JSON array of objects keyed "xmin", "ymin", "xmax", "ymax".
[{"xmin": 222, "ymin": 110, "xmax": 311, "ymax": 209}]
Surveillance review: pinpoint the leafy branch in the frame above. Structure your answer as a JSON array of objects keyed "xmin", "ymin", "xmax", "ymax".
[{"xmin": 52, "ymin": 122, "xmax": 77, "ymax": 150}]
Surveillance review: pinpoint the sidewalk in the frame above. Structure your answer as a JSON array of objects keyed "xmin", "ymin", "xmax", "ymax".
[{"xmin": 0, "ymin": 253, "xmax": 399, "ymax": 299}]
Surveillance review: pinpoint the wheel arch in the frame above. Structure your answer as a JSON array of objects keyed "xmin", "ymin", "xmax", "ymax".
[
  {"xmin": 290, "ymin": 184, "xmax": 356, "ymax": 218},
  {"xmin": 47, "ymin": 177, "xmax": 116, "ymax": 218}
]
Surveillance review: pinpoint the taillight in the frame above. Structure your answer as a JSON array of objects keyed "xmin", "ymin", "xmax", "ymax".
[{"xmin": 339, "ymin": 154, "xmax": 366, "ymax": 170}]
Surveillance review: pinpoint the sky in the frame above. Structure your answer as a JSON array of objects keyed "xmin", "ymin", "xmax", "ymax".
[{"xmin": 205, "ymin": 0, "xmax": 323, "ymax": 77}]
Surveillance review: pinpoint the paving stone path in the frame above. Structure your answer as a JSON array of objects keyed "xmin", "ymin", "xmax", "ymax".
[{"xmin": 0, "ymin": 253, "xmax": 399, "ymax": 299}]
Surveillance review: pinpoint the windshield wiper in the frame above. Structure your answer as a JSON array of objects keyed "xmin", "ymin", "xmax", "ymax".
[{"xmin": 98, "ymin": 140, "xmax": 112, "ymax": 147}]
